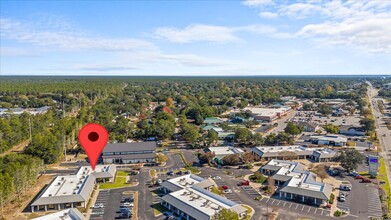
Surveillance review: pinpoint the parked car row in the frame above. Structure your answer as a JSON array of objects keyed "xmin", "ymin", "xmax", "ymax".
[{"xmin": 117, "ymin": 195, "xmax": 134, "ymax": 219}]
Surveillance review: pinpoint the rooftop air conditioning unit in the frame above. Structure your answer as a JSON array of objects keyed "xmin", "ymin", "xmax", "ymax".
[
  {"xmin": 57, "ymin": 182, "xmax": 61, "ymax": 185},
  {"xmin": 73, "ymin": 191, "xmax": 76, "ymax": 194},
  {"xmin": 61, "ymin": 177, "xmax": 65, "ymax": 180},
  {"xmin": 48, "ymin": 194, "xmax": 52, "ymax": 196},
  {"xmin": 83, "ymin": 172, "xmax": 86, "ymax": 174},
  {"xmin": 76, "ymin": 186, "xmax": 79, "ymax": 189},
  {"xmin": 85, "ymin": 167, "xmax": 88, "ymax": 170},
  {"xmin": 79, "ymin": 181, "xmax": 83, "ymax": 184}
]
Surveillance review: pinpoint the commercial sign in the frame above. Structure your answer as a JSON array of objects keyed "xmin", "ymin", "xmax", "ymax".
[{"xmin": 368, "ymin": 155, "xmax": 379, "ymax": 177}]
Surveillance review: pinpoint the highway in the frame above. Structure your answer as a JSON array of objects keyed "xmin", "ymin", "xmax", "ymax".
[{"xmin": 367, "ymin": 81, "xmax": 391, "ymax": 189}]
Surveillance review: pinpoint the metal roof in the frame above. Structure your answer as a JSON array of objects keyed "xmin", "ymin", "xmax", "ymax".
[
  {"xmin": 102, "ymin": 142, "xmax": 157, "ymax": 153},
  {"xmin": 102, "ymin": 152, "xmax": 156, "ymax": 160}
]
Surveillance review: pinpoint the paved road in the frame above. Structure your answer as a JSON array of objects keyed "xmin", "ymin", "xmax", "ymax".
[
  {"xmin": 264, "ymin": 109, "xmax": 297, "ymax": 135},
  {"xmin": 367, "ymin": 82, "xmax": 391, "ymax": 190}
]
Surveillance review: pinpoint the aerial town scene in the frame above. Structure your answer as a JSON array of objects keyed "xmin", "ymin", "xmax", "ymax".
[{"xmin": 1, "ymin": 1, "xmax": 390, "ymax": 220}]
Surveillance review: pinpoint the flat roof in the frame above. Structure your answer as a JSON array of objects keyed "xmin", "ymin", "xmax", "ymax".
[
  {"xmin": 162, "ymin": 186, "xmax": 246, "ymax": 219},
  {"xmin": 310, "ymin": 135, "xmax": 347, "ymax": 142},
  {"xmin": 208, "ymin": 146, "xmax": 244, "ymax": 156},
  {"xmin": 252, "ymin": 145, "xmax": 336, "ymax": 158},
  {"xmin": 265, "ymin": 160, "xmax": 331, "ymax": 200},
  {"xmin": 32, "ymin": 165, "xmax": 115, "ymax": 206},
  {"xmin": 32, "ymin": 208, "xmax": 86, "ymax": 220},
  {"xmin": 243, "ymin": 107, "xmax": 290, "ymax": 116}
]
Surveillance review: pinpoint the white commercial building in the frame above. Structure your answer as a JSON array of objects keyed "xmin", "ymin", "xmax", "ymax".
[
  {"xmin": 32, "ymin": 208, "xmax": 86, "ymax": 220},
  {"xmin": 160, "ymin": 174, "xmax": 248, "ymax": 220},
  {"xmin": 260, "ymin": 160, "xmax": 332, "ymax": 205},
  {"xmin": 30, "ymin": 165, "xmax": 116, "ymax": 212},
  {"xmin": 252, "ymin": 145, "xmax": 336, "ymax": 162},
  {"xmin": 309, "ymin": 135, "xmax": 347, "ymax": 146},
  {"xmin": 243, "ymin": 106, "xmax": 291, "ymax": 122}
]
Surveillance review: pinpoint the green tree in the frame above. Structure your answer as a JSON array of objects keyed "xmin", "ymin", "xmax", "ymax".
[
  {"xmin": 318, "ymin": 104, "xmax": 333, "ymax": 116},
  {"xmin": 324, "ymin": 124, "xmax": 339, "ymax": 134},
  {"xmin": 182, "ymin": 124, "xmax": 200, "ymax": 143},
  {"xmin": 334, "ymin": 149, "xmax": 365, "ymax": 172},
  {"xmin": 207, "ymin": 129, "xmax": 219, "ymax": 145},
  {"xmin": 284, "ymin": 122, "xmax": 303, "ymax": 136},
  {"xmin": 359, "ymin": 118, "xmax": 375, "ymax": 132},
  {"xmin": 234, "ymin": 127, "xmax": 252, "ymax": 143},
  {"xmin": 213, "ymin": 209, "xmax": 239, "ymax": 220}
]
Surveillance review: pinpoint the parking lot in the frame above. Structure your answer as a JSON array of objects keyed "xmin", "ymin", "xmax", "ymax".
[
  {"xmin": 90, "ymin": 190, "xmax": 110, "ymax": 220},
  {"xmin": 367, "ymin": 187, "xmax": 383, "ymax": 218},
  {"xmin": 259, "ymin": 197, "xmax": 331, "ymax": 218}
]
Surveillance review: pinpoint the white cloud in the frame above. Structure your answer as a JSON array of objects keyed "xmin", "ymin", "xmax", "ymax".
[
  {"xmin": 154, "ymin": 24, "xmax": 240, "ymax": 43},
  {"xmin": 243, "ymin": 0, "xmax": 391, "ymax": 53},
  {"xmin": 154, "ymin": 24, "xmax": 291, "ymax": 43},
  {"xmin": 0, "ymin": 18, "xmax": 156, "ymax": 51},
  {"xmin": 243, "ymin": 0, "xmax": 275, "ymax": 7},
  {"xmin": 259, "ymin": 11, "xmax": 278, "ymax": 19}
]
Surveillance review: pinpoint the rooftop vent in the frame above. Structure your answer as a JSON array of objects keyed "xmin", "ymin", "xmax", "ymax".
[
  {"xmin": 61, "ymin": 177, "xmax": 65, "ymax": 180},
  {"xmin": 48, "ymin": 194, "xmax": 52, "ymax": 197},
  {"xmin": 85, "ymin": 167, "xmax": 88, "ymax": 170},
  {"xmin": 57, "ymin": 182, "xmax": 61, "ymax": 185}
]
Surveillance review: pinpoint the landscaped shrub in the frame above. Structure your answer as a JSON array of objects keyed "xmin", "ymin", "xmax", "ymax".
[{"xmin": 329, "ymin": 193, "xmax": 335, "ymax": 204}]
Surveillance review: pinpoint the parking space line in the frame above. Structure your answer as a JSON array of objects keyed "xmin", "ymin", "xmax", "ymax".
[
  {"xmin": 271, "ymin": 199, "xmax": 275, "ymax": 205},
  {"xmin": 301, "ymin": 205, "xmax": 305, "ymax": 211},
  {"xmin": 265, "ymin": 198, "xmax": 270, "ymax": 203},
  {"xmin": 283, "ymin": 202, "xmax": 286, "ymax": 207},
  {"xmin": 308, "ymin": 207, "xmax": 311, "ymax": 213},
  {"xmin": 289, "ymin": 203, "xmax": 292, "ymax": 208},
  {"xmin": 276, "ymin": 200, "xmax": 281, "ymax": 206},
  {"xmin": 295, "ymin": 204, "xmax": 298, "ymax": 209}
]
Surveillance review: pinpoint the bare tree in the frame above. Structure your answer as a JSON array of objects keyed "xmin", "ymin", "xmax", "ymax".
[
  {"xmin": 316, "ymin": 165, "xmax": 329, "ymax": 182},
  {"xmin": 241, "ymin": 152, "xmax": 255, "ymax": 164},
  {"xmin": 267, "ymin": 177, "xmax": 276, "ymax": 194}
]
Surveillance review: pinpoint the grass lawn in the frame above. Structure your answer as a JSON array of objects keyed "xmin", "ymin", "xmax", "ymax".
[
  {"xmin": 185, "ymin": 166, "xmax": 201, "ymax": 174},
  {"xmin": 99, "ymin": 171, "xmax": 130, "ymax": 189},
  {"xmin": 241, "ymin": 204, "xmax": 253, "ymax": 220},
  {"xmin": 152, "ymin": 203, "xmax": 168, "ymax": 216},
  {"xmin": 378, "ymin": 157, "xmax": 391, "ymax": 213},
  {"xmin": 211, "ymin": 186, "xmax": 223, "ymax": 195}
]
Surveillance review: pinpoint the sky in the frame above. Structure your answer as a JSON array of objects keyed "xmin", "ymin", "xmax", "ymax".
[{"xmin": 1, "ymin": 0, "xmax": 391, "ymax": 76}]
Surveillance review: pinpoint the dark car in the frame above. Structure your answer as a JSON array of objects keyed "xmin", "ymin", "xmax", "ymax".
[
  {"xmin": 167, "ymin": 171, "xmax": 174, "ymax": 176},
  {"xmin": 176, "ymin": 170, "xmax": 183, "ymax": 175},
  {"xmin": 362, "ymin": 178, "xmax": 372, "ymax": 183}
]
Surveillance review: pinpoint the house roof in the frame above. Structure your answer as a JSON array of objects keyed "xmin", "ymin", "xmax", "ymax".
[
  {"xmin": 297, "ymin": 122, "xmax": 319, "ymax": 129},
  {"xmin": 32, "ymin": 208, "xmax": 86, "ymax": 220},
  {"xmin": 102, "ymin": 152, "xmax": 156, "ymax": 160},
  {"xmin": 263, "ymin": 160, "xmax": 332, "ymax": 201},
  {"xmin": 31, "ymin": 165, "xmax": 115, "ymax": 206},
  {"xmin": 203, "ymin": 117, "xmax": 224, "ymax": 124},
  {"xmin": 102, "ymin": 142, "xmax": 157, "ymax": 153}
]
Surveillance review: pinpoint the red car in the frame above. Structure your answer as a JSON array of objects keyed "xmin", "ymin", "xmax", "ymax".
[
  {"xmin": 221, "ymin": 185, "xmax": 229, "ymax": 190},
  {"xmin": 237, "ymin": 180, "xmax": 250, "ymax": 186},
  {"xmin": 362, "ymin": 178, "xmax": 372, "ymax": 183},
  {"xmin": 355, "ymin": 175, "xmax": 364, "ymax": 180}
]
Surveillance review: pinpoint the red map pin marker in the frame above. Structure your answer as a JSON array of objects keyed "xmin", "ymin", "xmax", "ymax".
[{"xmin": 78, "ymin": 123, "xmax": 108, "ymax": 171}]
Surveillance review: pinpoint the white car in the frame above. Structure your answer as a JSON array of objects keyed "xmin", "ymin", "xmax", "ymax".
[
  {"xmin": 123, "ymin": 202, "xmax": 134, "ymax": 207},
  {"xmin": 212, "ymin": 176, "xmax": 221, "ymax": 180},
  {"xmin": 224, "ymin": 189, "xmax": 232, "ymax": 194},
  {"xmin": 92, "ymin": 203, "xmax": 104, "ymax": 209}
]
